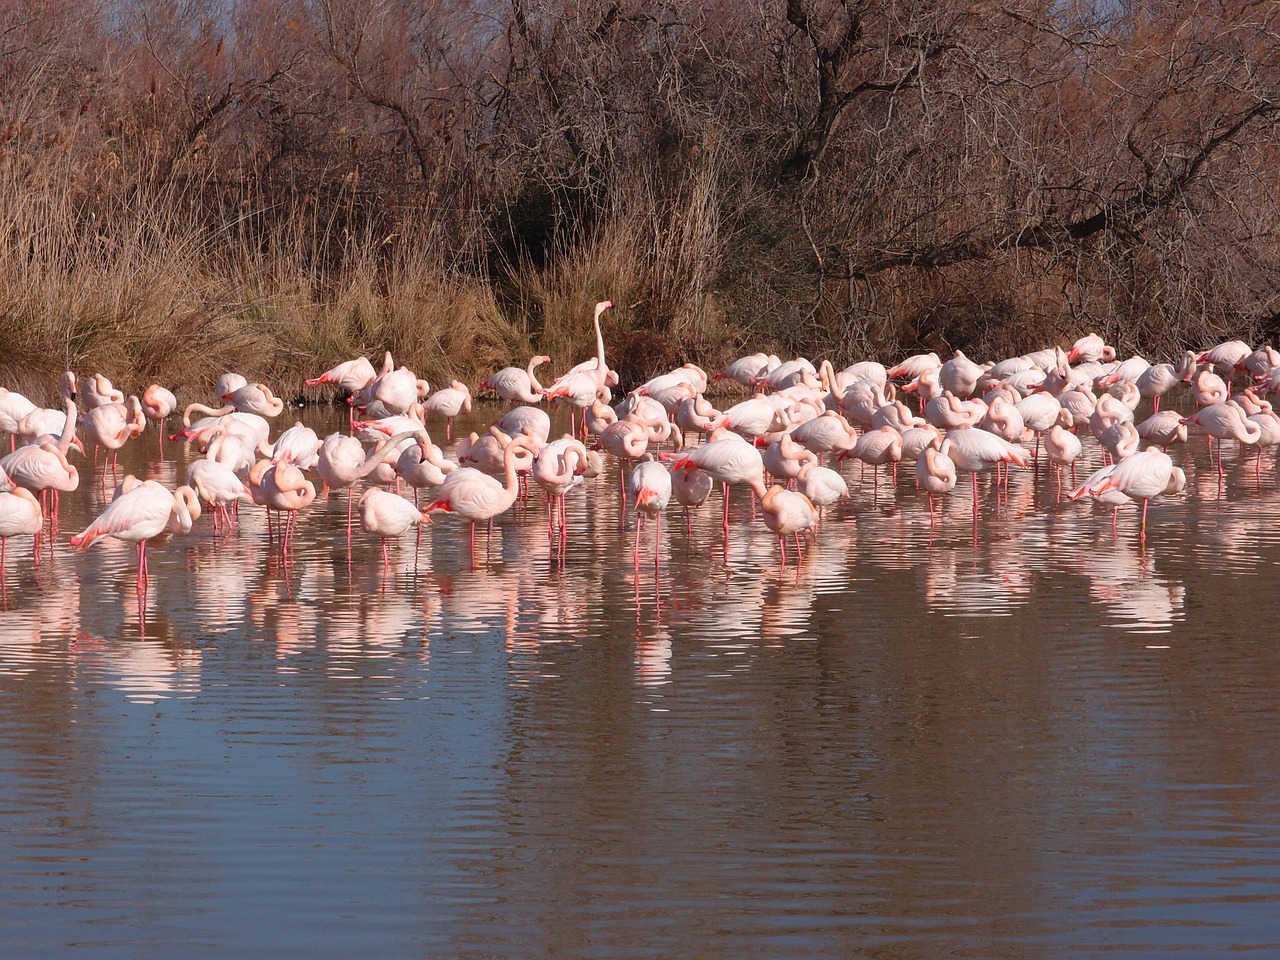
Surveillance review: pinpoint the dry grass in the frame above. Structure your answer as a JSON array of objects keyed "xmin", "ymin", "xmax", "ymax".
[{"xmin": 0, "ymin": 161, "xmax": 538, "ymax": 401}]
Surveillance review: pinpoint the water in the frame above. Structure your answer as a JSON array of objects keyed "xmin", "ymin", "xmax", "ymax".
[{"xmin": 4, "ymin": 404, "xmax": 1280, "ymax": 957}]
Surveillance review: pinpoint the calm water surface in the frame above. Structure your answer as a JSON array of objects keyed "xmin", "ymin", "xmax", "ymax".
[{"xmin": 3, "ymin": 402, "xmax": 1280, "ymax": 958}]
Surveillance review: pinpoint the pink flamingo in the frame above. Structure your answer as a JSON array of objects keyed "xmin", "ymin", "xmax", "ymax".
[
  {"xmin": 0, "ymin": 473, "xmax": 42, "ymax": 588},
  {"xmin": 886, "ymin": 352, "xmax": 942, "ymax": 380},
  {"xmin": 790, "ymin": 410, "xmax": 857, "ymax": 463},
  {"xmin": 1182, "ymin": 403, "xmax": 1261, "ymax": 481},
  {"xmin": 746, "ymin": 478, "xmax": 817, "ymax": 566},
  {"xmin": 316, "ymin": 430, "xmax": 425, "ymax": 549},
  {"xmin": 671, "ymin": 463, "xmax": 714, "ymax": 534},
  {"xmin": 358, "ymin": 489, "xmax": 432, "ymax": 568},
  {"xmin": 248, "ymin": 459, "xmax": 316, "ymax": 556},
  {"xmin": 1044, "ymin": 424, "xmax": 1083, "ymax": 495},
  {"xmin": 1068, "ymin": 333, "xmax": 1116, "ymax": 364},
  {"xmin": 1070, "ymin": 449, "xmax": 1181, "ymax": 542},
  {"xmin": 81, "ymin": 395, "xmax": 146, "ymax": 482},
  {"xmin": 141, "ymin": 384, "xmax": 178, "ymax": 454},
  {"xmin": 716, "ymin": 353, "xmax": 773, "ymax": 387},
  {"xmin": 1135, "ymin": 352, "xmax": 1196, "ymax": 412},
  {"xmin": 944, "ymin": 426, "xmax": 1029, "ymax": 517},
  {"xmin": 424, "ymin": 380, "xmax": 473, "ymax": 441},
  {"xmin": 796, "ymin": 462, "xmax": 848, "ymax": 520},
  {"xmin": 915, "ymin": 436, "xmax": 957, "ymax": 525},
  {"xmin": 481, "ymin": 355, "xmax": 551, "ymax": 405},
  {"xmin": 0, "ymin": 389, "xmax": 80, "ymax": 543},
  {"xmin": 0, "ymin": 388, "xmax": 37, "ymax": 451},
  {"xmin": 532, "ymin": 436, "xmax": 591, "ymax": 553},
  {"xmin": 669, "ymin": 428, "xmax": 765, "ymax": 540},
  {"xmin": 846, "ymin": 425, "xmax": 904, "ymax": 500},
  {"xmin": 629, "ymin": 454, "xmax": 671, "ymax": 570},
  {"xmin": 306, "ymin": 357, "xmax": 377, "ymax": 393},
  {"xmin": 185, "ymin": 458, "xmax": 254, "ymax": 534},
  {"xmin": 763, "ymin": 433, "xmax": 817, "ymax": 486},
  {"xmin": 1136, "ymin": 411, "xmax": 1188, "ymax": 451},
  {"xmin": 939, "ymin": 350, "xmax": 986, "ymax": 397},
  {"xmin": 426, "ymin": 435, "xmax": 538, "ymax": 564},
  {"xmin": 81, "ymin": 373, "xmax": 124, "ymax": 408},
  {"xmin": 70, "ymin": 479, "xmax": 201, "ymax": 593},
  {"xmin": 543, "ymin": 301, "xmax": 612, "ymax": 436}
]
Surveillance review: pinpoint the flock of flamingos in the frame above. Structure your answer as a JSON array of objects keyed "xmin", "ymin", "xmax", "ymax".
[{"xmin": 1, "ymin": 299, "xmax": 1279, "ymax": 595}]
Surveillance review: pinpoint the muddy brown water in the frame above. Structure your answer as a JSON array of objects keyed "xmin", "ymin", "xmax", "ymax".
[{"xmin": 3, "ymin": 402, "xmax": 1280, "ymax": 958}]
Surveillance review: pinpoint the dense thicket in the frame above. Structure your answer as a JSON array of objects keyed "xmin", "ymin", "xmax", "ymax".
[{"xmin": 2, "ymin": 0, "xmax": 1277, "ymax": 392}]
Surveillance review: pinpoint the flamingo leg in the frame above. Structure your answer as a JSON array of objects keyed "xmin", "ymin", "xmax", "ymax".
[{"xmin": 654, "ymin": 510, "xmax": 661, "ymax": 571}]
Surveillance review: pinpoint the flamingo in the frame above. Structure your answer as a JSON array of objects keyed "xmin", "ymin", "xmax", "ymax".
[
  {"xmin": 944, "ymin": 427, "xmax": 1029, "ymax": 516},
  {"xmin": 671, "ymin": 463, "xmax": 714, "ymax": 533},
  {"xmin": 1182, "ymin": 403, "xmax": 1262, "ymax": 481},
  {"xmin": 716, "ymin": 353, "xmax": 773, "ymax": 387},
  {"xmin": 271, "ymin": 422, "xmax": 322, "ymax": 469},
  {"xmin": 481, "ymin": 355, "xmax": 551, "ymax": 405},
  {"xmin": 796, "ymin": 462, "xmax": 848, "ymax": 519},
  {"xmin": 423, "ymin": 380, "xmax": 473, "ymax": 440},
  {"xmin": 1135, "ymin": 352, "xmax": 1196, "ymax": 411},
  {"xmin": 0, "ymin": 476, "xmax": 42, "ymax": 580},
  {"xmin": 543, "ymin": 301, "xmax": 613, "ymax": 436},
  {"xmin": 1070, "ymin": 449, "xmax": 1181, "ymax": 542},
  {"xmin": 1190, "ymin": 367, "xmax": 1228, "ymax": 407},
  {"xmin": 81, "ymin": 395, "xmax": 146, "ymax": 481},
  {"xmin": 1240, "ymin": 346, "xmax": 1280, "ymax": 379},
  {"xmin": 1199, "ymin": 340, "xmax": 1252, "ymax": 378},
  {"xmin": 186, "ymin": 458, "xmax": 254, "ymax": 533},
  {"xmin": 352, "ymin": 360, "xmax": 429, "ymax": 417},
  {"xmin": 789, "ymin": 410, "xmax": 857, "ymax": 462},
  {"xmin": 846, "ymin": 425, "xmax": 904, "ymax": 499},
  {"xmin": 886, "ymin": 352, "xmax": 942, "ymax": 380},
  {"xmin": 141, "ymin": 384, "xmax": 178, "ymax": 453},
  {"xmin": 358, "ymin": 489, "xmax": 432, "ymax": 567},
  {"xmin": 746, "ymin": 478, "xmax": 818, "ymax": 566},
  {"xmin": 762, "ymin": 434, "xmax": 817, "ymax": 486},
  {"xmin": 532, "ymin": 436, "xmax": 591, "ymax": 552},
  {"xmin": 316, "ymin": 430, "xmax": 426, "ymax": 549},
  {"xmin": 426, "ymin": 435, "xmax": 539, "ymax": 563},
  {"xmin": 629, "ymin": 454, "xmax": 672, "ymax": 569},
  {"xmin": 1068, "ymin": 333, "xmax": 1116, "ymax": 364},
  {"xmin": 599, "ymin": 416, "xmax": 650, "ymax": 499},
  {"xmin": 1136, "ymin": 411, "xmax": 1189, "ymax": 451},
  {"xmin": 669, "ymin": 428, "xmax": 765, "ymax": 540},
  {"xmin": 15, "ymin": 371, "xmax": 78, "ymax": 446},
  {"xmin": 675, "ymin": 386, "xmax": 720, "ymax": 440},
  {"xmin": 0, "ymin": 388, "xmax": 38, "ymax": 450},
  {"xmin": 395, "ymin": 434, "xmax": 456, "ymax": 499},
  {"xmin": 248, "ymin": 459, "xmax": 316, "ymax": 555},
  {"xmin": 69, "ymin": 479, "xmax": 201, "ymax": 593},
  {"xmin": 81, "ymin": 373, "xmax": 124, "ymax": 408},
  {"xmin": 938, "ymin": 351, "xmax": 986, "ymax": 397},
  {"xmin": 494, "ymin": 406, "xmax": 552, "ymax": 447},
  {"xmin": 1043, "ymin": 424, "xmax": 1083, "ymax": 494},
  {"xmin": 915, "ymin": 436, "xmax": 957, "ymax": 524},
  {"xmin": 0, "ymin": 388, "xmax": 80, "ymax": 539},
  {"xmin": 306, "ymin": 357, "xmax": 378, "ymax": 393},
  {"xmin": 638, "ymin": 364, "xmax": 710, "ymax": 410}
]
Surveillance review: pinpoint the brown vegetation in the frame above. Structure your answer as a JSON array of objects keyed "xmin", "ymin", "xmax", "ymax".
[{"xmin": 1, "ymin": 0, "xmax": 1277, "ymax": 394}]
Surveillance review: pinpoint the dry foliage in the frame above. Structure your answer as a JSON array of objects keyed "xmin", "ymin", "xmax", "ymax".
[{"xmin": 0, "ymin": 0, "xmax": 1277, "ymax": 394}]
